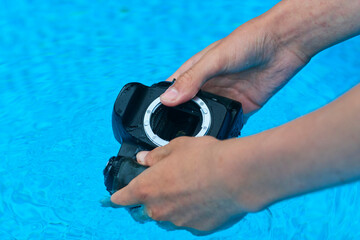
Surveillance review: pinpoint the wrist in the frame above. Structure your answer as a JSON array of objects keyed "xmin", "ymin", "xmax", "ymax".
[
  {"xmin": 263, "ymin": 0, "xmax": 360, "ymax": 60},
  {"xmin": 216, "ymin": 136, "xmax": 279, "ymax": 213},
  {"xmin": 260, "ymin": 1, "xmax": 319, "ymax": 62}
]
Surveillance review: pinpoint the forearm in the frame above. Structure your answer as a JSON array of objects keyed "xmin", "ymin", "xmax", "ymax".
[
  {"xmin": 263, "ymin": 0, "xmax": 360, "ymax": 60},
  {"xmin": 224, "ymin": 84, "xmax": 360, "ymax": 210},
  {"xmin": 262, "ymin": 84, "xmax": 360, "ymax": 203}
]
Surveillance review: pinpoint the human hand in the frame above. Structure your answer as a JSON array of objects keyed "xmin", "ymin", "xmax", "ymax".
[
  {"xmin": 160, "ymin": 18, "xmax": 309, "ymax": 119},
  {"xmin": 110, "ymin": 136, "xmax": 263, "ymax": 235},
  {"xmin": 110, "ymin": 84, "xmax": 360, "ymax": 235},
  {"xmin": 109, "ymin": 85, "xmax": 360, "ymax": 235},
  {"xmin": 161, "ymin": 0, "xmax": 360, "ymax": 119}
]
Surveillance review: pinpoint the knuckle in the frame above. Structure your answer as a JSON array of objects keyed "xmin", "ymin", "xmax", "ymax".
[
  {"xmin": 179, "ymin": 68, "xmax": 194, "ymax": 85},
  {"xmin": 148, "ymin": 146, "xmax": 169, "ymax": 162},
  {"xmin": 133, "ymin": 184, "xmax": 150, "ymax": 202},
  {"xmin": 144, "ymin": 151, "xmax": 155, "ymax": 165},
  {"xmin": 138, "ymin": 189, "xmax": 150, "ymax": 202},
  {"xmin": 171, "ymin": 136, "xmax": 188, "ymax": 144},
  {"xmin": 156, "ymin": 145, "xmax": 168, "ymax": 154},
  {"xmin": 202, "ymin": 135, "xmax": 216, "ymax": 142}
]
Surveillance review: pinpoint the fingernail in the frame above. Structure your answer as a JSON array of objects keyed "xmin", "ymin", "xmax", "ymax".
[
  {"xmin": 136, "ymin": 151, "xmax": 149, "ymax": 165},
  {"xmin": 146, "ymin": 207, "xmax": 152, "ymax": 218},
  {"xmin": 160, "ymin": 87, "xmax": 178, "ymax": 103}
]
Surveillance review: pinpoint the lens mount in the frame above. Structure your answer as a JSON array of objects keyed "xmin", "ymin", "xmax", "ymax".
[{"xmin": 143, "ymin": 97, "xmax": 211, "ymax": 146}]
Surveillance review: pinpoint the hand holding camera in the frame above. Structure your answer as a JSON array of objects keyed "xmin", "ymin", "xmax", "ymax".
[
  {"xmin": 103, "ymin": 81, "xmax": 244, "ymax": 228},
  {"xmin": 104, "ymin": 81, "xmax": 243, "ymax": 195}
]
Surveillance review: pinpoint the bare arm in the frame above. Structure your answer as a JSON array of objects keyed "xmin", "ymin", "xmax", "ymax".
[
  {"xmin": 268, "ymin": 0, "xmax": 360, "ymax": 60},
  {"xmin": 160, "ymin": 0, "xmax": 360, "ymax": 117},
  {"xmin": 111, "ymin": 0, "xmax": 360, "ymax": 234},
  {"xmin": 223, "ymin": 84, "xmax": 360, "ymax": 211}
]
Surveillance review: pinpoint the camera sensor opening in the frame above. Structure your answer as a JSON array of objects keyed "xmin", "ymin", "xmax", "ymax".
[{"xmin": 150, "ymin": 101, "xmax": 203, "ymax": 141}]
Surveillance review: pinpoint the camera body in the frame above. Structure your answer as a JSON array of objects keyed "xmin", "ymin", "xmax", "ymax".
[{"xmin": 104, "ymin": 81, "xmax": 243, "ymax": 195}]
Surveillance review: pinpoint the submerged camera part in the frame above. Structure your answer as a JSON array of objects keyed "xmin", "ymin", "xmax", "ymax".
[{"xmin": 104, "ymin": 81, "xmax": 244, "ymax": 196}]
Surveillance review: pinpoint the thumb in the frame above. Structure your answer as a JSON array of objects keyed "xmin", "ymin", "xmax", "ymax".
[{"xmin": 160, "ymin": 50, "xmax": 222, "ymax": 107}]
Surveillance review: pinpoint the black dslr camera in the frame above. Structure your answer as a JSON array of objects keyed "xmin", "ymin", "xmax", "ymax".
[{"xmin": 103, "ymin": 81, "xmax": 243, "ymax": 195}]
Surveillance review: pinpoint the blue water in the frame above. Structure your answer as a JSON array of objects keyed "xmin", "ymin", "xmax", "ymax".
[{"xmin": 1, "ymin": 0, "xmax": 359, "ymax": 239}]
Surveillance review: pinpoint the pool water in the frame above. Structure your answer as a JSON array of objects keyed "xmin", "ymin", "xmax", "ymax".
[{"xmin": 1, "ymin": 0, "xmax": 359, "ymax": 239}]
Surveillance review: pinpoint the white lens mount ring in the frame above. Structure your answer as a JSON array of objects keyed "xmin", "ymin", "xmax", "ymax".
[{"xmin": 143, "ymin": 96, "xmax": 211, "ymax": 147}]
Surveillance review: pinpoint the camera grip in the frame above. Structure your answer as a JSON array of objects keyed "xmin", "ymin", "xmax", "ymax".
[
  {"xmin": 118, "ymin": 157, "xmax": 148, "ymax": 188},
  {"xmin": 104, "ymin": 156, "xmax": 148, "ymax": 194}
]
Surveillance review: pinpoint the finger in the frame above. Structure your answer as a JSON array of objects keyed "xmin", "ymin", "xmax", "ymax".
[
  {"xmin": 128, "ymin": 205, "xmax": 153, "ymax": 223},
  {"xmin": 156, "ymin": 221, "xmax": 178, "ymax": 231},
  {"xmin": 160, "ymin": 49, "xmax": 224, "ymax": 107},
  {"xmin": 111, "ymin": 184, "xmax": 140, "ymax": 207},
  {"xmin": 136, "ymin": 145, "xmax": 171, "ymax": 167},
  {"xmin": 165, "ymin": 53, "xmax": 202, "ymax": 83},
  {"xmin": 136, "ymin": 151, "xmax": 149, "ymax": 166},
  {"xmin": 165, "ymin": 40, "xmax": 222, "ymax": 82},
  {"xmin": 100, "ymin": 196, "xmax": 124, "ymax": 208}
]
